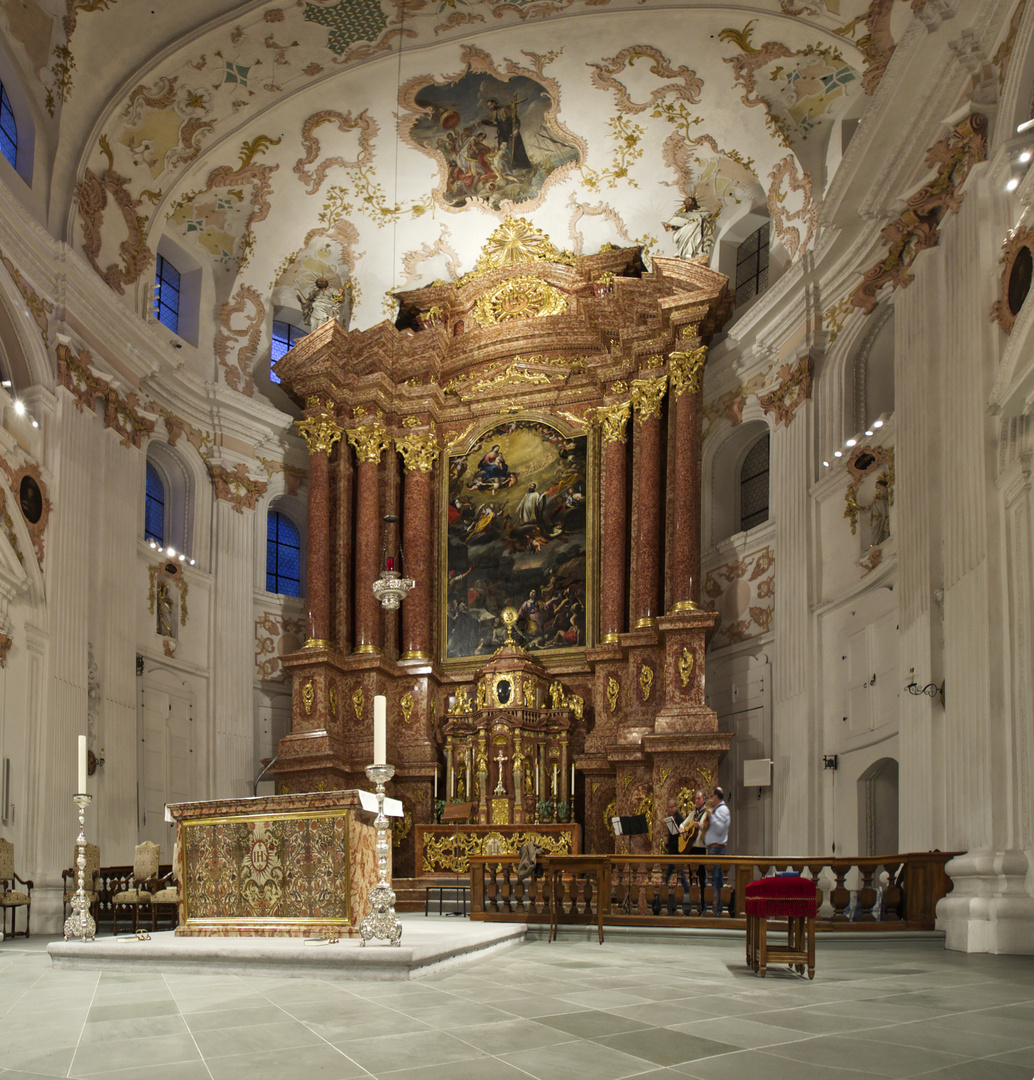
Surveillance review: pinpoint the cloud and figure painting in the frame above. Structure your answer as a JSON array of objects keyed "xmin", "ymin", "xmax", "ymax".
[
  {"xmin": 446, "ymin": 420, "xmax": 589, "ymax": 660},
  {"xmin": 410, "ymin": 73, "xmax": 581, "ymax": 210}
]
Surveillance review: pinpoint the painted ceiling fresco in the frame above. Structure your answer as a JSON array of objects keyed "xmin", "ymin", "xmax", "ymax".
[{"xmin": 0, "ymin": 0, "xmax": 944, "ymax": 397}]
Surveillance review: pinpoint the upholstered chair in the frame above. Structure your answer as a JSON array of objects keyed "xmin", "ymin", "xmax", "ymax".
[
  {"xmin": 150, "ymin": 841, "xmax": 180, "ymax": 931},
  {"xmin": 111, "ymin": 841, "xmax": 160, "ymax": 934},
  {"xmin": 0, "ymin": 838, "xmax": 33, "ymax": 938},
  {"xmin": 62, "ymin": 842, "xmax": 101, "ymax": 923}
]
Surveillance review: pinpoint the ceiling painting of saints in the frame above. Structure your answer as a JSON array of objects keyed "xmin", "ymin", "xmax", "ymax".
[
  {"xmin": 444, "ymin": 419, "xmax": 590, "ymax": 660},
  {"xmin": 406, "ymin": 72, "xmax": 582, "ymax": 211}
]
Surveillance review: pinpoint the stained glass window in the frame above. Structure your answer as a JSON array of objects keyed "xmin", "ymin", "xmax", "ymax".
[
  {"xmin": 153, "ymin": 254, "xmax": 181, "ymax": 333},
  {"xmin": 0, "ymin": 81, "xmax": 16, "ymax": 169},
  {"xmin": 267, "ymin": 510, "xmax": 301, "ymax": 596},
  {"xmin": 740, "ymin": 433, "xmax": 770, "ymax": 532},
  {"xmin": 735, "ymin": 224, "xmax": 770, "ymax": 308},
  {"xmin": 271, "ymin": 320, "xmax": 305, "ymax": 384},
  {"xmin": 145, "ymin": 462, "xmax": 166, "ymax": 544}
]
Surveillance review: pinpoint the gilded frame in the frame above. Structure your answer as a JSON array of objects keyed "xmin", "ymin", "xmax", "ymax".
[{"xmin": 441, "ymin": 413, "xmax": 597, "ymax": 666}]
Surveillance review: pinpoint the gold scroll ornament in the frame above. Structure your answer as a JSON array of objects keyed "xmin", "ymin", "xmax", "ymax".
[
  {"xmin": 396, "ymin": 431, "xmax": 439, "ymax": 473},
  {"xmin": 606, "ymin": 675, "xmax": 620, "ymax": 713},
  {"xmin": 302, "ymin": 680, "xmax": 314, "ymax": 715},
  {"xmin": 596, "ymin": 399, "xmax": 632, "ymax": 444},
  {"xmin": 678, "ymin": 647, "xmax": 695, "ymax": 687},
  {"xmin": 401, "ymin": 691, "xmax": 414, "ymax": 724},
  {"xmin": 352, "ymin": 687, "xmax": 364, "ymax": 722},
  {"xmin": 471, "ymin": 276, "xmax": 568, "ymax": 328},
  {"xmin": 669, "ymin": 346, "xmax": 708, "ymax": 399},
  {"xmin": 639, "ymin": 662, "xmax": 654, "ymax": 701},
  {"xmin": 631, "ymin": 374, "xmax": 668, "ymax": 424},
  {"xmin": 346, "ymin": 422, "xmax": 389, "ymax": 465}
]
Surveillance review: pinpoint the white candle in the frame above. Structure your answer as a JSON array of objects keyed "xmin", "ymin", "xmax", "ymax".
[
  {"xmin": 373, "ymin": 695, "xmax": 387, "ymax": 764},
  {"xmin": 570, "ymin": 763, "xmax": 575, "ymax": 794},
  {"xmin": 77, "ymin": 735, "xmax": 87, "ymax": 793},
  {"xmin": 434, "ymin": 768, "xmax": 438, "ymax": 799},
  {"xmin": 552, "ymin": 763, "xmax": 558, "ymax": 793}
]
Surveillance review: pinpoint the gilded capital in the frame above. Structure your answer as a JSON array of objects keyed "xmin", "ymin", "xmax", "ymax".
[
  {"xmin": 631, "ymin": 374, "xmax": 668, "ymax": 424},
  {"xmin": 347, "ymin": 422, "xmax": 390, "ymax": 465},
  {"xmin": 396, "ymin": 430, "xmax": 440, "ymax": 473},
  {"xmin": 669, "ymin": 346, "xmax": 708, "ymax": 399},
  {"xmin": 596, "ymin": 399, "xmax": 632, "ymax": 444},
  {"xmin": 295, "ymin": 412, "xmax": 343, "ymax": 456}
]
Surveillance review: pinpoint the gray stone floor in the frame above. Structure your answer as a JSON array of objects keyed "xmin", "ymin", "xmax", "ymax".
[{"xmin": 2, "ymin": 924, "xmax": 1032, "ymax": 1079}]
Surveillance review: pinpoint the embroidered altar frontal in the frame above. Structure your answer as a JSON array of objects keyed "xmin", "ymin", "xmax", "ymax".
[{"xmin": 170, "ymin": 791, "xmax": 378, "ymax": 937}]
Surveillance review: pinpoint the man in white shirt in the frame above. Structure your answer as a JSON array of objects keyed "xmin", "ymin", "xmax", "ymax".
[{"xmin": 704, "ymin": 787, "xmax": 731, "ymax": 916}]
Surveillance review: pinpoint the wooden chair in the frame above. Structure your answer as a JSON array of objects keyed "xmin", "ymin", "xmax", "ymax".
[
  {"xmin": 150, "ymin": 842, "xmax": 179, "ymax": 931},
  {"xmin": 62, "ymin": 843, "xmax": 101, "ymax": 924},
  {"xmin": 0, "ymin": 838, "xmax": 33, "ymax": 938},
  {"xmin": 111, "ymin": 842, "xmax": 160, "ymax": 934}
]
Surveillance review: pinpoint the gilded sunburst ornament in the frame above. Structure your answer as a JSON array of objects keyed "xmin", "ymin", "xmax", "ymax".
[{"xmin": 473, "ymin": 218, "xmax": 573, "ymax": 274}]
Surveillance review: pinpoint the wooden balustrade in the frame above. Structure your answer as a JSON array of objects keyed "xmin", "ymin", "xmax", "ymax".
[{"xmin": 468, "ymin": 851, "xmax": 958, "ymax": 931}]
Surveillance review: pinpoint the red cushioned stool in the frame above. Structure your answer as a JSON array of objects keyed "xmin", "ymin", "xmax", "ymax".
[{"xmin": 745, "ymin": 875, "xmax": 817, "ymax": 978}]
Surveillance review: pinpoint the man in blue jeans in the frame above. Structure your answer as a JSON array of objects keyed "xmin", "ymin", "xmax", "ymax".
[{"xmin": 704, "ymin": 787, "xmax": 731, "ymax": 915}]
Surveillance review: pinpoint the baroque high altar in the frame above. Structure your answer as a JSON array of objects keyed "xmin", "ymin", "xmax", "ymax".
[{"xmin": 273, "ymin": 219, "xmax": 733, "ymax": 877}]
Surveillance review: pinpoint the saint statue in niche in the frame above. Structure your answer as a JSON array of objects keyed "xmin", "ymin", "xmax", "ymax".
[
  {"xmin": 663, "ymin": 196, "xmax": 717, "ymax": 259},
  {"xmin": 299, "ymin": 277, "xmax": 351, "ymax": 330},
  {"xmin": 868, "ymin": 477, "xmax": 890, "ymax": 548}
]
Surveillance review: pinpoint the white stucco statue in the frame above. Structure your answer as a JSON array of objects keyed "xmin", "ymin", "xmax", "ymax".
[
  {"xmin": 664, "ymin": 197, "xmax": 716, "ymax": 259},
  {"xmin": 299, "ymin": 277, "xmax": 351, "ymax": 330}
]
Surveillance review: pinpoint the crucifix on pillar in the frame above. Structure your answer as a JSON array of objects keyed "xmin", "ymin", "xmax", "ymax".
[{"xmin": 493, "ymin": 748, "xmax": 508, "ymax": 795}]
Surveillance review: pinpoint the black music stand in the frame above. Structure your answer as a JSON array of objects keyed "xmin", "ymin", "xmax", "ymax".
[{"xmin": 611, "ymin": 814, "xmax": 648, "ymax": 914}]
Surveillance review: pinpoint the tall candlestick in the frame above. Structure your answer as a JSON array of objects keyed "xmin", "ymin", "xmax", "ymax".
[
  {"xmin": 77, "ymin": 735, "xmax": 87, "ymax": 793},
  {"xmin": 373, "ymin": 695, "xmax": 387, "ymax": 764}
]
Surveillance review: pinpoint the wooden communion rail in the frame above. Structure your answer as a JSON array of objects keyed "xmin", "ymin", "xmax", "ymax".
[{"xmin": 467, "ymin": 852, "xmax": 957, "ymax": 932}]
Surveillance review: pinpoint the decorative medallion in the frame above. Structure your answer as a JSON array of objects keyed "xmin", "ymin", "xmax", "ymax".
[
  {"xmin": 470, "ymin": 276, "xmax": 567, "ymax": 328},
  {"xmin": 991, "ymin": 225, "xmax": 1034, "ymax": 334}
]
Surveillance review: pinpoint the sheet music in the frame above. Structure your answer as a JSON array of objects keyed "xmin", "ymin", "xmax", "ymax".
[
  {"xmin": 611, "ymin": 815, "xmax": 623, "ymax": 836},
  {"xmin": 663, "ymin": 815, "xmax": 679, "ymax": 836}
]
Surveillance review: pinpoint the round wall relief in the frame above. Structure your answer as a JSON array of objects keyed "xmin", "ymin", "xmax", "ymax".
[{"xmin": 992, "ymin": 225, "xmax": 1034, "ymax": 334}]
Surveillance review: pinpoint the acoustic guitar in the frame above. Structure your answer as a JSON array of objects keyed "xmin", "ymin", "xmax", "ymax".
[{"xmin": 677, "ymin": 811, "xmax": 708, "ymax": 853}]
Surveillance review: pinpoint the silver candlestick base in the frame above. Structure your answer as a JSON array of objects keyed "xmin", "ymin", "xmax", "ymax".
[
  {"xmin": 63, "ymin": 793, "xmax": 96, "ymax": 941},
  {"xmin": 360, "ymin": 763, "xmax": 402, "ymax": 947}
]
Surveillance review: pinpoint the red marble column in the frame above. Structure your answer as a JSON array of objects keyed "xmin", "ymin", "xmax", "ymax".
[
  {"xmin": 295, "ymin": 407, "xmax": 342, "ymax": 647},
  {"xmin": 599, "ymin": 401, "xmax": 631, "ymax": 643},
  {"xmin": 398, "ymin": 431, "xmax": 438, "ymax": 660},
  {"xmin": 669, "ymin": 346, "xmax": 706, "ymax": 611},
  {"xmin": 631, "ymin": 375, "xmax": 667, "ymax": 629},
  {"xmin": 348, "ymin": 423, "xmax": 388, "ymax": 654},
  {"xmin": 332, "ymin": 448, "xmax": 355, "ymax": 654}
]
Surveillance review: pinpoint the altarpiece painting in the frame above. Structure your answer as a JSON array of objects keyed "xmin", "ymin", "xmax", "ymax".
[{"xmin": 445, "ymin": 418, "xmax": 591, "ymax": 660}]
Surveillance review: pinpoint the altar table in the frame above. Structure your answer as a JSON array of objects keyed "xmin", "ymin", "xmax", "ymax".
[{"xmin": 168, "ymin": 790, "xmax": 379, "ymax": 937}]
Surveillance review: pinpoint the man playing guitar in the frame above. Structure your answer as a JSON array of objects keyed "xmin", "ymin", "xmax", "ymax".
[{"xmin": 679, "ymin": 790, "xmax": 710, "ymax": 913}]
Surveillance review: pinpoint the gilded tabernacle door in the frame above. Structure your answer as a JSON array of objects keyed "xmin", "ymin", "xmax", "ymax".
[{"xmin": 444, "ymin": 416, "xmax": 594, "ymax": 661}]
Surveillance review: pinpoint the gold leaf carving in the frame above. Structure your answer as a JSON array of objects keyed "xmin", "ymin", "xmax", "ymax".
[
  {"xmin": 678, "ymin": 647, "xmax": 695, "ymax": 688},
  {"xmin": 352, "ymin": 687, "xmax": 364, "ymax": 722},
  {"xmin": 631, "ymin": 375, "xmax": 667, "ymax": 424},
  {"xmin": 639, "ymin": 662, "xmax": 654, "ymax": 701},
  {"xmin": 471, "ymin": 276, "xmax": 568, "ymax": 328},
  {"xmin": 347, "ymin": 423, "xmax": 389, "ymax": 465},
  {"xmin": 401, "ymin": 691, "xmax": 414, "ymax": 724},
  {"xmin": 606, "ymin": 675, "xmax": 620, "ymax": 713},
  {"xmin": 302, "ymin": 681, "xmax": 315, "ymax": 715}
]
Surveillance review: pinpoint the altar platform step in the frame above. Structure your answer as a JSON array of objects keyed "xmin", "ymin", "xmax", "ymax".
[
  {"xmin": 392, "ymin": 877, "xmax": 470, "ymax": 914},
  {"xmin": 47, "ymin": 915, "xmax": 524, "ymax": 980}
]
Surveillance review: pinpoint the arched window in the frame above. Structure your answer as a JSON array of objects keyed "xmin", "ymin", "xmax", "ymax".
[
  {"xmin": 153, "ymin": 254, "xmax": 181, "ymax": 333},
  {"xmin": 740, "ymin": 433, "xmax": 770, "ymax": 532},
  {"xmin": 735, "ymin": 224, "xmax": 770, "ymax": 308},
  {"xmin": 145, "ymin": 461, "xmax": 166, "ymax": 544},
  {"xmin": 267, "ymin": 510, "xmax": 302, "ymax": 596},
  {"xmin": 0, "ymin": 80, "xmax": 16, "ymax": 169},
  {"xmin": 271, "ymin": 319, "xmax": 306, "ymax": 385}
]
